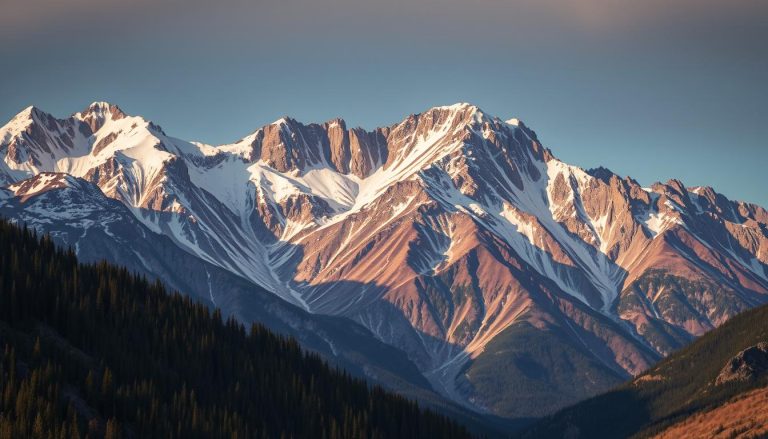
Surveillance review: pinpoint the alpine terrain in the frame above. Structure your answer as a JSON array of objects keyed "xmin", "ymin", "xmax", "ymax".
[{"xmin": 1, "ymin": 101, "xmax": 767, "ymax": 419}]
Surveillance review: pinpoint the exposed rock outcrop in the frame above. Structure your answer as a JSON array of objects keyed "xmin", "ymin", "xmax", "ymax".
[{"xmin": 715, "ymin": 342, "xmax": 768, "ymax": 385}]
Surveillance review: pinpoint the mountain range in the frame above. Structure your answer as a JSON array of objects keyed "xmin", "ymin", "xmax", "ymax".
[{"xmin": 1, "ymin": 101, "xmax": 767, "ymax": 419}]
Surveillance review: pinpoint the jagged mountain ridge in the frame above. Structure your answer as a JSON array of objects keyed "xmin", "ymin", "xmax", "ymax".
[{"xmin": 1, "ymin": 101, "xmax": 767, "ymax": 418}]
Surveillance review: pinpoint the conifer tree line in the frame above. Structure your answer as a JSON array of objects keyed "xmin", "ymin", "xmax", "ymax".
[{"xmin": 0, "ymin": 220, "xmax": 473, "ymax": 438}]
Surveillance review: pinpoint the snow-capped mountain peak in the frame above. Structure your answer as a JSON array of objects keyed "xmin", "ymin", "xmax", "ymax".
[{"xmin": 1, "ymin": 101, "xmax": 767, "ymax": 419}]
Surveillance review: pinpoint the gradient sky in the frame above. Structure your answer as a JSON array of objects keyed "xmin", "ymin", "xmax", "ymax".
[{"xmin": 1, "ymin": 0, "xmax": 766, "ymax": 206}]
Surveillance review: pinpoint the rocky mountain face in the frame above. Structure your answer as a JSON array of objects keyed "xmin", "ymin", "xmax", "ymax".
[{"xmin": 1, "ymin": 101, "xmax": 767, "ymax": 419}]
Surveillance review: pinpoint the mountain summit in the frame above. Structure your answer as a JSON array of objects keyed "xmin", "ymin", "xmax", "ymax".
[{"xmin": 1, "ymin": 102, "xmax": 767, "ymax": 418}]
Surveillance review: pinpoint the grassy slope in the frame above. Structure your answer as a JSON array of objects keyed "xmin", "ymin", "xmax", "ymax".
[{"xmin": 650, "ymin": 386, "xmax": 768, "ymax": 439}]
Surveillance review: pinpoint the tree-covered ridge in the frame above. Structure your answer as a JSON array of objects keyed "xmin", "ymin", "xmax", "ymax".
[
  {"xmin": 0, "ymin": 220, "xmax": 472, "ymax": 439},
  {"xmin": 519, "ymin": 291, "xmax": 768, "ymax": 439}
]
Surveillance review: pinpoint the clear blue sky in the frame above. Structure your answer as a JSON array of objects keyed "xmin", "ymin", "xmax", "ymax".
[{"xmin": 1, "ymin": 0, "xmax": 766, "ymax": 206}]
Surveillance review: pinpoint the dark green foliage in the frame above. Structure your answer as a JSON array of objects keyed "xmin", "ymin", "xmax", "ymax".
[
  {"xmin": 464, "ymin": 321, "xmax": 625, "ymax": 419},
  {"xmin": 0, "ymin": 220, "xmax": 472, "ymax": 439},
  {"xmin": 520, "ymin": 297, "xmax": 768, "ymax": 438}
]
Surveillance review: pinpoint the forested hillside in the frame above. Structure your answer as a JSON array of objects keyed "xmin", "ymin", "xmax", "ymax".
[
  {"xmin": 0, "ymin": 220, "xmax": 472, "ymax": 439},
  {"xmin": 519, "ymin": 299, "xmax": 768, "ymax": 438}
]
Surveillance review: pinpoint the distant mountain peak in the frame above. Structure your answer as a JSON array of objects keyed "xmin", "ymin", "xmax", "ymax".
[
  {"xmin": 76, "ymin": 101, "xmax": 127, "ymax": 132},
  {"xmin": 5, "ymin": 105, "xmax": 58, "ymax": 132},
  {"xmin": 16, "ymin": 105, "xmax": 41, "ymax": 119},
  {"xmin": 2, "ymin": 106, "xmax": 41, "ymax": 139},
  {"xmin": 271, "ymin": 116, "xmax": 295, "ymax": 127},
  {"xmin": 430, "ymin": 102, "xmax": 480, "ymax": 112},
  {"xmin": 417, "ymin": 102, "xmax": 486, "ymax": 124},
  {"xmin": 83, "ymin": 100, "xmax": 124, "ymax": 113},
  {"xmin": 323, "ymin": 117, "xmax": 347, "ymax": 128}
]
